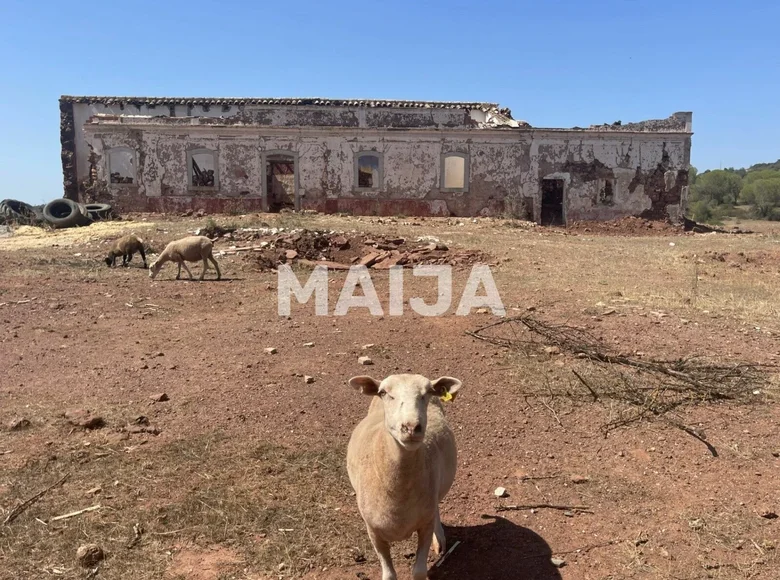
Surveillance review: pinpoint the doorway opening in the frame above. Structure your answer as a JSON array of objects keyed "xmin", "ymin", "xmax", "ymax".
[
  {"xmin": 541, "ymin": 179, "xmax": 565, "ymax": 226},
  {"xmin": 266, "ymin": 154, "xmax": 296, "ymax": 212}
]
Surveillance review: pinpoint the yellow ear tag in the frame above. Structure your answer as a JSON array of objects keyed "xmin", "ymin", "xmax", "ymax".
[{"xmin": 440, "ymin": 389, "xmax": 453, "ymax": 402}]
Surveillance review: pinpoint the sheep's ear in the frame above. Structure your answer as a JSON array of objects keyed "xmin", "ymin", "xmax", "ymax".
[
  {"xmin": 349, "ymin": 376, "xmax": 380, "ymax": 395},
  {"xmin": 430, "ymin": 377, "xmax": 462, "ymax": 398}
]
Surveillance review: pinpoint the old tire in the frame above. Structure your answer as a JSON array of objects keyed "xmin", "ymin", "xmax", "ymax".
[
  {"xmin": 85, "ymin": 203, "xmax": 113, "ymax": 220},
  {"xmin": 43, "ymin": 199, "xmax": 93, "ymax": 229},
  {"xmin": 1, "ymin": 199, "xmax": 32, "ymax": 216}
]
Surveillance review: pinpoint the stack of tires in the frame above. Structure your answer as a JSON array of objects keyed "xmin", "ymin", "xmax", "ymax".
[
  {"xmin": 41, "ymin": 199, "xmax": 113, "ymax": 229},
  {"xmin": 0, "ymin": 198, "xmax": 114, "ymax": 229}
]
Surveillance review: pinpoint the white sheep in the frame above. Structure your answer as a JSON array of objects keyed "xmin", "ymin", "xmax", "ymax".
[
  {"xmin": 346, "ymin": 373, "xmax": 463, "ymax": 580},
  {"xmin": 148, "ymin": 235, "xmax": 221, "ymax": 281}
]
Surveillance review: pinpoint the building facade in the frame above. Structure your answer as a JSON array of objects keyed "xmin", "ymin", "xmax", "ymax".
[{"xmin": 60, "ymin": 96, "xmax": 693, "ymax": 224}]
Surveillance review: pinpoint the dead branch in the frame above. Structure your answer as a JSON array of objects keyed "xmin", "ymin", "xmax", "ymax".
[
  {"xmin": 662, "ymin": 417, "xmax": 718, "ymax": 457},
  {"xmin": 468, "ymin": 314, "xmax": 774, "ymax": 439},
  {"xmin": 572, "ymin": 369, "xmax": 599, "ymax": 401},
  {"xmin": 434, "ymin": 540, "xmax": 462, "ymax": 568},
  {"xmin": 496, "ymin": 503, "xmax": 592, "ymax": 514},
  {"xmin": 2, "ymin": 473, "xmax": 70, "ymax": 525},
  {"xmin": 50, "ymin": 504, "xmax": 101, "ymax": 522},
  {"xmin": 519, "ymin": 474, "xmax": 560, "ymax": 481},
  {"xmin": 541, "ymin": 398, "xmax": 563, "ymax": 427},
  {"xmin": 553, "ymin": 539, "xmax": 618, "ymax": 556},
  {"xmin": 126, "ymin": 523, "xmax": 143, "ymax": 549}
]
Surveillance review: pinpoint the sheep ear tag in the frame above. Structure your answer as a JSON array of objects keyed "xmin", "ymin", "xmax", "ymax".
[{"xmin": 440, "ymin": 389, "xmax": 454, "ymax": 403}]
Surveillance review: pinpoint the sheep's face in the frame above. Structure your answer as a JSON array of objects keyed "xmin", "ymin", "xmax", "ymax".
[
  {"xmin": 148, "ymin": 260, "xmax": 161, "ymax": 279},
  {"xmin": 349, "ymin": 374, "xmax": 462, "ymax": 450},
  {"xmin": 104, "ymin": 256, "xmax": 113, "ymax": 267}
]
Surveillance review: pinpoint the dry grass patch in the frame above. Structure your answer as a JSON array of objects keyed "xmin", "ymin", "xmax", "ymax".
[{"xmin": 0, "ymin": 434, "xmax": 369, "ymax": 580}]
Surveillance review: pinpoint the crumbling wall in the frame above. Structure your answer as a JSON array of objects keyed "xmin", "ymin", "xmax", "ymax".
[
  {"xmin": 529, "ymin": 135, "xmax": 689, "ymax": 223},
  {"xmin": 71, "ymin": 102, "xmax": 236, "ymax": 190},
  {"xmin": 220, "ymin": 140, "xmax": 260, "ymax": 197},
  {"xmin": 82, "ymin": 113, "xmax": 690, "ymax": 219},
  {"xmin": 59, "ymin": 99, "xmax": 78, "ymax": 201}
]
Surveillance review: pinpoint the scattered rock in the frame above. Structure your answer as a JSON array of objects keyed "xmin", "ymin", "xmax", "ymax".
[
  {"xmin": 64, "ymin": 410, "xmax": 105, "ymax": 430},
  {"xmin": 133, "ymin": 416, "xmax": 150, "ymax": 425},
  {"xmin": 244, "ymin": 229, "xmax": 491, "ymax": 272},
  {"xmin": 359, "ymin": 252, "xmax": 381, "ymax": 267},
  {"xmin": 264, "ymin": 347, "xmax": 277, "ymax": 354},
  {"xmin": 570, "ymin": 474, "xmax": 590, "ymax": 484},
  {"xmin": 331, "ymin": 236, "xmax": 349, "ymax": 249},
  {"xmin": 85, "ymin": 486, "xmax": 102, "ymax": 496},
  {"xmin": 544, "ymin": 346, "xmax": 561, "ymax": 355},
  {"xmin": 8, "ymin": 418, "xmax": 31, "ymax": 432},
  {"xmin": 303, "ymin": 342, "xmax": 315, "ymax": 347},
  {"xmin": 304, "ymin": 376, "xmax": 315, "ymax": 384},
  {"xmin": 550, "ymin": 557, "xmax": 566, "ymax": 568},
  {"xmin": 772, "ymin": 451, "xmax": 780, "ymax": 458},
  {"xmin": 494, "ymin": 487, "xmax": 508, "ymax": 498},
  {"xmin": 150, "ymin": 393, "xmax": 169, "ymax": 403},
  {"xmin": 76, "ymin": 544, "xmax": 104, "ymax": 567},
  {"xmin": 760, "ymin": 511, "xmax": 778, "ymax": 520},
  {"xmin": 358, "ymin": 356, "xmax": 374, "ymax": 366},
  {"xmin": 362, "ymin": 344, "xmax": 375, "ymax": 350}
]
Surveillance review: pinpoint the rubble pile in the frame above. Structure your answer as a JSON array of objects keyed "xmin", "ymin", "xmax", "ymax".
[
  {"xmin": 212, "ymin": 228, "xmax": 492, "ymax": 271},
  {"xmin": 567, "ymin": 216, "xmax": 683, "ymax": 237}
]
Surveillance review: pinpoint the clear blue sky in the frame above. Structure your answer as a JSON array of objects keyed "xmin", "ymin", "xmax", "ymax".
[{"xmin": 1, "ymin": 0, "xmax": 778, "ymax": 204}]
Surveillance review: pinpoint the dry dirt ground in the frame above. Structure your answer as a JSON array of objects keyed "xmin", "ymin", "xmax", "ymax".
[{"xmin": 1, "ymin": 213, "xmax": 779, "ymax": 580}]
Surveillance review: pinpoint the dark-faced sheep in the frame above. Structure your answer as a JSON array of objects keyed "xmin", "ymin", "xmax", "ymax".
[{"xmin": 104, "ymin": 235, "xmax": 147, "ymax": 268}]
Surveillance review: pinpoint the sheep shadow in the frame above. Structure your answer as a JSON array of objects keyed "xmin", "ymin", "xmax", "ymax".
[{"xmin": 430, "ymin": 516, "xmax": 562, "ymax": 580}]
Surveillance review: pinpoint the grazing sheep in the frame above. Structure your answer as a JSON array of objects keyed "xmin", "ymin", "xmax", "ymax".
[
  {"xmin": 148, "ymin": 235, "xmax": 221, "ymax": 281},
  {"xmin": 346, "ymin": 373, "xmax": 463, "ymax": 580},
  {"xmin": 104, "ymin": 234, "xmax": 147, "ymax": 268}
]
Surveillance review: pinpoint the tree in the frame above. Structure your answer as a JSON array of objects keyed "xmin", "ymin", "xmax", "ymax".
[
  {"xmin": 690, "ymin": 169, "xmax": 743, "ymax": 206},
  {"xmin": 688, "ymin": 166, "xmax": 698, "ymax": 186},
  {"xmin": 741, "ymin": 169, "xmax": 780, "ymax": 188},
  {"xmin": 747, "ymin": 159, "xmax": 780, "ymax": 172},
  {"xmin": 740, "ymin": 177, "xmax": 780, "ymax": 218}
]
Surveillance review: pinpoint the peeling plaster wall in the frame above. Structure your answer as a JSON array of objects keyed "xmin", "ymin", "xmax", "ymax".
[
  {"xmin": 72, "ymin": 102, "xmax": 242, "ymax": 194},
  {"xmin": 71, "ymin": 103, "xmax": 490, "ymax": 190},
  {"xmin": 81, "ymin": 111, "xmax": 691, "ymax": 220},
  {"xmin": 531, "ymin": 134, "xmax": 690, "ymax": 222}
]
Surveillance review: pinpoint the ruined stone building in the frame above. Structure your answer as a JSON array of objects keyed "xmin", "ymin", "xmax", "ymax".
[{"xmin": 60, "ymin": 96, "xmax": 692, "ymax": 224}]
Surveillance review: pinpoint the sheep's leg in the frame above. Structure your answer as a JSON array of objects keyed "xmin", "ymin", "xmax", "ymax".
[
  {"xmin": 412, "ymin": 521, "xmax": 435, "ymax": 580},
  {"xmin": 139, "ymin": 247, "xmax": 147, "ymax": 268},
  {"xmin": 367, "ymin": 527, "xmax": 397, "ymax": 580},
  {"xmin": 432, "ymin": 506, "xmax": 446, "ymax": 555},
  {"xmin": 122, "ymin": 254, "xmax": 129, "ymax": 267},
  {"xmin": 175, "ymin": 262, "xmax": 182, "ymax": 280},
  {"xmin": 209, "ymin": 255, "xmax": 221, "ymax": 280},
  {"xmin": 199, "ymin": 256, "xmax": 208, "ymax": 281},
  {"xmin": 180, "ymin": 261, "xmax": 194, "ymax": 280}
]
